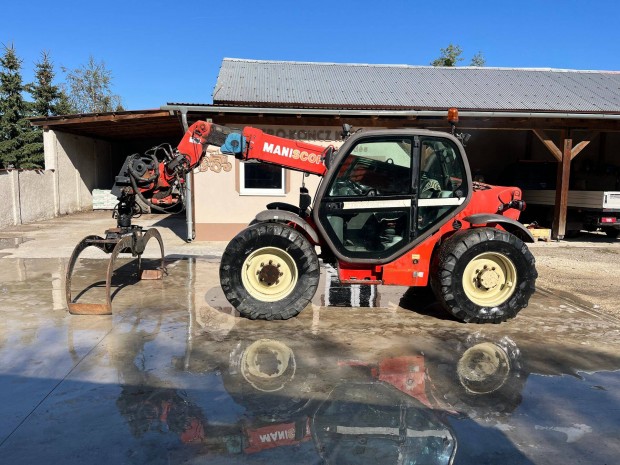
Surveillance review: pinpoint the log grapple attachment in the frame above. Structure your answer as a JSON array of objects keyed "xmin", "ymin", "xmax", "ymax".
[{"xmin": 65, "ymin": 196, "xmax": 166, "ymax": 315}]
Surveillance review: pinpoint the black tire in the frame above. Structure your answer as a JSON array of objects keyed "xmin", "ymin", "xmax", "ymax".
[
  {"xmin": 220, "ymin": 222, "xmax": 320, "ymax": 320},
  {"xmin": 603, "ymin": 227, "xmax": 620, "ymax": 239},
  {"xmin": 431, "ymin": 227, "xmax": 537, "ymax": 323}
]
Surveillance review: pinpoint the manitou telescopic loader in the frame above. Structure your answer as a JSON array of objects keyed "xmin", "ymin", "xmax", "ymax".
[{"xmin": 66, "ymin": 109, "xmax": 537, "ymax": 323}]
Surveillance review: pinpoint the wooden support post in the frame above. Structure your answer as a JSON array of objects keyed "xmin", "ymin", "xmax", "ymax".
[
  {"xmin": 552, "ymin": 132, "xmax": 572, "ymax": 239},
  {"xmin": 532, "ymin": 129, "xmax": 597, "ymax": 240}
]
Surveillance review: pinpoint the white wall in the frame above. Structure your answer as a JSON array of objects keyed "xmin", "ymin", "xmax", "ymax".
[{"xmin": 47, "ymin": 130, "xmax": 112, "ymax": 214}]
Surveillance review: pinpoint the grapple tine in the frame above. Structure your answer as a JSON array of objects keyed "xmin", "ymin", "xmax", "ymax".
[
  {"xmin": 139, "ymin": 228, "xmax": 166, "ymax": 280},
  {"xmin": 67, "ymin": 303, "xmax": 112, "ymax": 315},
  {"xmin": 66, "ymin": 227, "xmax": 166, "ymax": 315},
  {"xmin": 65, "ymin": 235, "xmax": 113, "ymax": 315}
]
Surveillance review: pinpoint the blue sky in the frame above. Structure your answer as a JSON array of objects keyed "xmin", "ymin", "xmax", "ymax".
[{"xmin": 2, "ymin": 0, "xmax": 620, "ymax": 110}]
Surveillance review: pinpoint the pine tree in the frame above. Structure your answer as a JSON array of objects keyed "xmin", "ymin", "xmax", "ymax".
[
  {"xmin": 0, "ymin": 44, "xmax": 27, "ymax": 169},
  {"xmin": 27, "ymin": 51, "xmax": 62, "ymax": 117},
  {"xmin": 54, "ymin": 89, "xmax": 75, "ymax": 115},
  {"xmin": 19, "ymin": 51, "xmax": 76, "ymax": 168},
  {"xmin": 19, "ymin": 51, "xmax": 59, "ymax": 168}
]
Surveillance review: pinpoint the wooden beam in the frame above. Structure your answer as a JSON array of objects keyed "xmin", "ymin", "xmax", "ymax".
[
  {"xmin": 552, "ymin": 131, "xmax": 572, "ymax": 239},
  {"xmin": 570, "ymin": 131, "xmax": 598, "ymax": 160},
  {"xmin": 533, "ymin": 129, "xmax": 562, "ymax": 161},
  {"xmin": 30, "ymin": 110, "xmax": 172, "ymax": 127}
]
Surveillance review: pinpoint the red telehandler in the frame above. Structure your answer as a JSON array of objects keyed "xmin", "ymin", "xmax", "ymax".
[{"xmin": 66, "ymin": 109, "xmax": 537, "ymax": 323}]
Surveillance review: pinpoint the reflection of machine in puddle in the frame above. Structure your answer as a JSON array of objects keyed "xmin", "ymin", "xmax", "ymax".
[
  {"xmin": 140, "ymin": 330, "xmax": 526, "ymax": 461},
  {"xmin": 313, "ymin": 383, "xmax": 456, "ymax": 465}
]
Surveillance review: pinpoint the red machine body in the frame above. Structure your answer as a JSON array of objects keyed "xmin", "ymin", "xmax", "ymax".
[
  {"xmin": 242, "ymin": 127, "xmax": 327, "ymax": 176},
  {"xmin": 102, "ymin": 112, "xmax": 536, "ymax": 324}
]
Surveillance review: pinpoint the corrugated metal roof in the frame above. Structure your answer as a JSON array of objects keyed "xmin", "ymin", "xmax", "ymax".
[{"xmin": 212, "ymin": 59, "xmax": 620, "ymax": 113}]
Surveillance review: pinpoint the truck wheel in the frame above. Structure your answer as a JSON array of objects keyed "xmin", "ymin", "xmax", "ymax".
[
  {"xmin": 220, "ymin": 223, "xmax": 319, "ymax": 320},
  {"xmin": 603, "ymin": 227, "xmax": 620, "ymax": 239},
  {"xmin": 431, "ymin": 227, "xmax": 537, "ymax": 323}
]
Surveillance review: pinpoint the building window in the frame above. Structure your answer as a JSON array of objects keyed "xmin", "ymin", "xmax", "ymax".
[{"xmin": 239, "ymin": 162, "xmax": 285, "ymax": 196}]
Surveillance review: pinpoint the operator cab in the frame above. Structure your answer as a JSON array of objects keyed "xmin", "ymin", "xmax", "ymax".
[{"xmin": 314, "ymin": 130, "xmax": 470, "ymax": 263}]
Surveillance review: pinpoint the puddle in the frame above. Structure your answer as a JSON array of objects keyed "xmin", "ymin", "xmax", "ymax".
[
  {"xmin": 0, "ymin": 236, "xmax": 32, "ymax": 250},
  {"xmin": 2, "ymin": 257, "xmax": 620, "ymax": 464}
]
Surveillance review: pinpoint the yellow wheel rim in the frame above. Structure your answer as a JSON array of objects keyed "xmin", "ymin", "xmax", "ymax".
[
  {"xmin": 462, "ymin": 252, "xmax": 517, "ymax": 307},
  {"xmin": 241, "ymin": 247, "xmax": 298, "ymax": 302}
]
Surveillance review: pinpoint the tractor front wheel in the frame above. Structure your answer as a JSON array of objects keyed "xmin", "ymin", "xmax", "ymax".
[
  {"xmin": 431, "ymin": 228, "xmax": 537, "ymax": 323},
  {"xmin": 220, "ymin": 223, "xmax": 320, "ymax": 320}
]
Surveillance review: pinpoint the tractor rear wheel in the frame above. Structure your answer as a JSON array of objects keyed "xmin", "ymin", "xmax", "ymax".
[
  {"xmin": 220, "ymin": 223, "xmax": 320, "ymax": 320},
  {"xmin": 431, "ymin": 227, "xmax": 537, "ymax": 323}
]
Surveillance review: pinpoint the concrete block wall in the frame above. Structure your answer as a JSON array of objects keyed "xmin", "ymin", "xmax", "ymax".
[
  {"xmin": 0, "ymin": 170, "xmax": 55, "ymax": 228},
  {"xmin": 0, "ymin": 130, "xmax": 112, "ymax": 229},
  {"xmin": 0, "ymin": 171, "xmax": 18, "ymax": 228}
]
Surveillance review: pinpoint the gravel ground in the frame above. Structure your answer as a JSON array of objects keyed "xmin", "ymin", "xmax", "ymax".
[{"xmin": 529, "ymin": 232, "xmax": 620, "ymax": 318}]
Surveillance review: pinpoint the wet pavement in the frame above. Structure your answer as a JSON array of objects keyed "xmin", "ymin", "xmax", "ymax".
[{"xmin": 1, "ymin": 250, "xmax": 620, "ymax": 464}]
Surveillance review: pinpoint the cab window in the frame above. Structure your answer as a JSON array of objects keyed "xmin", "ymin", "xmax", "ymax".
[{"xmin": 417, "ymin": 138, "xmax": 468, "ymax": 233}]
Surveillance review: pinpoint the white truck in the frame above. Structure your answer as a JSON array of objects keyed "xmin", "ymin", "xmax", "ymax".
[{"xmin": 523, "ymin": 190, "xmax": 620, "ymax": 238}]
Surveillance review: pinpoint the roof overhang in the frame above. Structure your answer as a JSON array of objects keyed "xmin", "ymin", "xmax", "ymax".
[
  {"xmin": 163, "ymin": 104, "xmax": 620, "ymax": 131},
  {"xmin": 163, "ymin": 104, "xmax": 620, "ymax": 120},
  {"xmin": 30, "ymin": 109, "xmax": 184, "ymax": 140}
]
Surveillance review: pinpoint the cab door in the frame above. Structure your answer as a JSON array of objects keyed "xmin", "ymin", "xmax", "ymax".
[{"xmin": 315, "ymin": 136, "xmax": 419, "ymax": 262}]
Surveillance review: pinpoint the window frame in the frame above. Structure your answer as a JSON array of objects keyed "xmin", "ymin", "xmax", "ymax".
[{"xmin": 239, "ymin": 161, "xmax": 286, "ymax": 196}]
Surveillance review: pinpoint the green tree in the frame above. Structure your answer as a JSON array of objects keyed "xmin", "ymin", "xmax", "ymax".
[
  {"xmin": 0, "ymin": 44, "xmax": 28, "ymax": 168},
  {"xmin": 54, "ymin": 90, "xmax": 75, "ymax": 115},
  {"xmin": 63, "ymin": 56, "xmax": 123, "ymax": 113},
  {"xmin": 18, "ymin": 51, "xmax": 67, "ymax": 168},
  {"xmin": 430, "ymin": 44, "xmax": 464, "ymax": 67},
  {"xmin": 431, "ymin": 44, "xmax": 486, "ymax": 67},
  {"xmin": 27, "ymin": 51, "xmax": 66, "ymax": 117},
  {"xmin": 470, "ymin": 52, "xmax": 486, "ymax": 67}
]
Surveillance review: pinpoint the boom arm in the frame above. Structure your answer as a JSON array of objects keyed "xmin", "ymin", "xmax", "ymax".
[{"xmin": 111, "ymin": 121, "xmax": 329, "ymax": 213}]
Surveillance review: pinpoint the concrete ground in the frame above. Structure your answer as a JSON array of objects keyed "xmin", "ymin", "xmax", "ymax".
[{"xmin": 1, "ymin": 211, "xmax": 620, "ymax": 464}]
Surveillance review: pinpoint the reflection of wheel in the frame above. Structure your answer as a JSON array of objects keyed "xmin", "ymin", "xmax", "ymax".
[
  {"xmin": 603, "ymin": 227, "xmax": 620, "ymax": 239},
  {"xmin": 240, "ymin": 339, "xmax": 296, "ymax": 393},
  {"xmin": 431, "ymin": 228, "xmax": 537, "ymax": 323},
  {"xmin": 222, "ymin": 339, "xmax": 315, "ymax": 421},
  {"xmin": 427, "ymin": 335, "xmax": 526, "ymax": 418},
  {"xmin": 220, "ymin": 223, "xmax": 320, "ymax": 320},
  {"xmin": 457, "ymin": 342, "xmax": 512, "ymax": 394}
]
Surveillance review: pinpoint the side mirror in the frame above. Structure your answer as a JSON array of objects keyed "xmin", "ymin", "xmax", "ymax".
[
  {"xmin": 341, "ymin": 124, "xmax": 352, "ymax": 140},
  {"xmin": 322, "ymin": 146, "xmax": 336, "ymax": 169}
]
